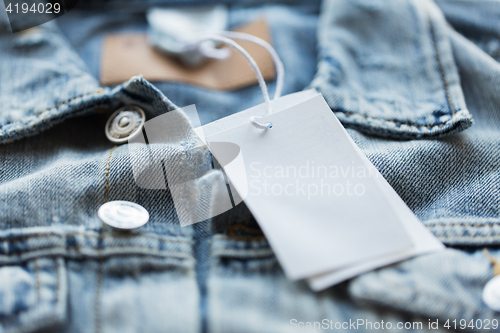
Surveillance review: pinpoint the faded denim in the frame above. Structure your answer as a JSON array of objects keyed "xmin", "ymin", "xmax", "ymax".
[{"xmin": 0, "ymin": 0, "xmax": 500, "ymax": 332}]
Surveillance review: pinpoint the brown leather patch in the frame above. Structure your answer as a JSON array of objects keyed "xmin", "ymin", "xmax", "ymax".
[{"xmin": 100, "ymin": 19, "xmax": 276, "ymax": 90}]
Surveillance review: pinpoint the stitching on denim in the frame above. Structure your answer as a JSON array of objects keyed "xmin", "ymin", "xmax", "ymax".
[
  {"xmin": 0, "ymin": 232, "xmax": 192, "ymax": 244},
  {"xmin": 0, "ymin": 247, "xmax": 192, "ymax": 257},
  {"xmin": 436, "ymin": 0, "xmax": 500, "ymax": 2},
  {"xmin": 426, "ymin": 5, "xmax": 456, "ymax": 117},
  {"xmin": 210, "ymin": 234, "xmax": 269, "ymax": 246},
  {"xmin": 335, "ymin": 110, "xmax": 463, "ymax": 129},
  {"xmin": 35, "ymin": 88, "xmax": 104, "ymax": 118},
  {"xmin": 103, "ymin": 146, "xmax": 116, "ymax": 203},
  {"xmin": 212, "ymin": 248, "xmax": 274, "ymax": 258},
  {"xmin": 333, "ymin": 7, "xmax": 462, "ymax": 130},
  {"xmin": 33, "ymin": 258, "xmax": 41, "ymax": 302},
  {"xmin": 435, "ymin": 235, "xmax": 500, "ymax": 239},
  {"xmin": 426, "ymin": 222, "xmax": 500, "ymax": 228},
  {"xmin": 94, "ymin": 144, "xmax": 116, "ymax": 333}
]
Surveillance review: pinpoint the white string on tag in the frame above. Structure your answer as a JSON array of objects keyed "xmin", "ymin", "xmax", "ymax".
[
  {"xmin": 196, "ymin": 32, "xmax": 285, "ymax": 129},
  {"xmin": 219, "ymin": 31, "xmax": 284, "ymax": 100}
]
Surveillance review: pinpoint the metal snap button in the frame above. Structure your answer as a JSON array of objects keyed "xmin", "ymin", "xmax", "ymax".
[
  {"xmin": 105, "ymin": 106, "xmax": 145, "ymax": 143},
  {"xmin": 98, "ymin": 201, "xmax": 149, "ymax": 229},
  {"xmin": 483, "ymin": 275, "xmax": 500, "ymax": 312}
]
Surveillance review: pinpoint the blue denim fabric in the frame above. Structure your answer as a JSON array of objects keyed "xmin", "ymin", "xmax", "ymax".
[
  {"xmin": 1, "ymin": 0, "xmax": 500, "ymax": 332},
  {"xmin": 311, "ymin": 0, "xmax": 473, "ymax": 139}
]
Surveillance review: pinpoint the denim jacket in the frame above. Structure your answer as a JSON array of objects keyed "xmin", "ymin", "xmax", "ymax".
[{"xmin": 0, "ymin": 0, "xmax": 500, "ymax": 332}]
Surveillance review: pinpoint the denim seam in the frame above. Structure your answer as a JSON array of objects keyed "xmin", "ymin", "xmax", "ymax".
[
  {"xmin": 211, "ymin": 247, "xmax": 274, "ymax": 257},
  {"xmin": 0, "ymin": 247, "xmax": 193, "ymax": 259},
  {"xmin": 435, "ymin": 235, "xmax": 500, "ymax": 239},
  {"xmin": 334, "ymin": 110, "xmax": 464, "ymax": 129},
  {"xmin": 35, "ymin": 88, "xmax": 104, "ymax": 118},
  {"xmin": 426, "ymin": 5, "xmax": 456, "ymax": 117},
  {"xmin": 436, "ymin": 0, "xmax": 499, "ymax": 4},
  {"xmin": 103, "ymin": 146, "xmax": 116, "ymax": 203},
  {"xmin": 95, "ymin": 146, "xmax": 113, "ymax": 333},
  {"xmin": 210, "ymin": 244, "xmax": 271, "ymax": 251},
  {"xmin": 210, "ymin": 235, "xmax": 270, "ymax": 247},
  {"xmin": 425, "ymin": 222, "xmax": 500, "ymax": 227},
  {"xmin": 209, "ymin": 237, "xmax": 274, "ymax": 258},
  {"xmin": 0, "ymin": 232, "xmax": 193, "ymax": 244},
  {"xmin": 330, "ymin": 3, "xmax": 467, "ymax": 133},
  {"xmin": 0, "ymin": 99, "xmax": 113, "ymax": 144},
  {"xmin": 211, "ymin": 251, "xmax": 275, "ymax": 259}
]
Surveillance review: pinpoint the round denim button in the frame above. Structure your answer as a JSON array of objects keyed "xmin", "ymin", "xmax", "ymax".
[
  {"xmin": 483, "ymin": 275, "xmax": 500, "ymax": 312},
  {"xmin": 98, "ymin": 201, "xmax": 149, "ymax": 229},
  {"xmin": 105, "ymin": 106, "xmax": 145, "ymax": 143}
]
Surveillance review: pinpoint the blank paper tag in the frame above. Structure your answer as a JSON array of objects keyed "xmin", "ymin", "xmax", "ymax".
[
  {"xmin": 101, "ymin": 19, "xmax": 275, "ymax": 89},
  {"xmin": 196, "ymin": 91, "xmax": 444, "ymax": 287},
  {"xmin": 306, "ymin": 145, "xmax": 445, "ymax": 290}
]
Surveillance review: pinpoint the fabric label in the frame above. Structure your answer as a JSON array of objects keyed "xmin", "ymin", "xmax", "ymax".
[{"xmin": 100, "ymin": 19, "xmax": 276, "ymax": 89}]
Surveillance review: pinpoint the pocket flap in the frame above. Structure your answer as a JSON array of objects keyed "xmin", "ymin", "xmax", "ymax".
[{"xmin": 312, "ymin": 0, "xmax": 473, "ymax": 138}]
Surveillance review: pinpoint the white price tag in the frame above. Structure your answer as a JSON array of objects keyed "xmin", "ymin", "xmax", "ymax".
[{"xmin": 196, "ymin": 90, "xmax": 443, "ymax": 287}]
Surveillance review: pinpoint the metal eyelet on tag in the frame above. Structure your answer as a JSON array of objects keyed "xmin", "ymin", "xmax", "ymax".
[
  {"xmin": 105, "ymin": 106, "xmax": 145, "ymax": 143},
  {"xmin": 98, "ymin": 201, "xmax": 149, "ymax": 230}
]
